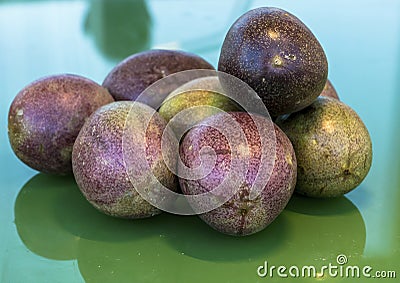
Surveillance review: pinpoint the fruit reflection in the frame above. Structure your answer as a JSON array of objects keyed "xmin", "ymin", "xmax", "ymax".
[
  {"xmin": 14, "ymin": 174, "xmax": 80, "ymax": 260},
  {"xmin": 15, "ymin": 174, "xmax": 365, "ymax": 282},
  {"xmin": 84, "ymin": 0, "xmax": 152, "ymax": 61}
]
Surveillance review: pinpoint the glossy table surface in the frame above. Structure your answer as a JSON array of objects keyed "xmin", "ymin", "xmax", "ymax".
[{"xmin": 1, "ymin": 0, "xmax": 399, "ymax": 282}]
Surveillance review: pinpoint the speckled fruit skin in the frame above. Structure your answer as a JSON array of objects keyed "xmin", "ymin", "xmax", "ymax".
[
  {"xmin": 276, "ymin": 97, "xmax": 372, "ymax": 198},
  {"xmin": 8, "ymin": 74, "xmax": 114, "ymax": 175},
  {"xmin": 320, "ymin": 80, "xmax": 339, "ymax": 100},
  {"xmin": 169, "ymin": 76, "xmax": 225, "ymax": 96},
  {"xmin": 218, "ymin": 7, "xmax": 328, "ymax": 117},
  {"xmin": 72, "ymin": 101, "xmax": 177, "ymax": 218},
  {"xmin": 159, "ymin": 89, "xmax": 241, "ymax": 135},
  {"xmin": 179, "ymin": 112, "xmax": 297, "ymax": 236},
  {"xmin": 102, "ymin": 49, "xmax": 215, "ymax": 102}
]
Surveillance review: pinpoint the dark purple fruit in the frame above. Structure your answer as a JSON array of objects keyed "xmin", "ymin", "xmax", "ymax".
[
  {"xmin": 8, "ymin": 74, "xmax": 114, "ymax": 175},
  {"xmin": 102, "ymin": 49, "xmax": 214, "ymax": 104},
  {"xmin": 179, "ymin": 112, "xmax": 297, "ymax": 236},
  {"xmin": 218, "ymin": 7, "xmax": 328, "ymax": 116}
]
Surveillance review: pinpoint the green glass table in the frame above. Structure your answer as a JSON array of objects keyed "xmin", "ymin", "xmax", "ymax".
[{"xmin": 1, "ymin": 0, "xmax": 399, "ymax": 282}]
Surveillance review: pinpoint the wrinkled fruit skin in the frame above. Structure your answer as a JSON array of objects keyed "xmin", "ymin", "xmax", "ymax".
[
  {"xmin": 276, "ymin": 97, "xmax": 372, "ymax": 198},
  {"xmin": 102, "ymin": 49, "xmax": 215, "ymax": 103},
  {"xmin": 8, "ymin": 74, "xmax": 114, "ymax": 175},
  {"xmin": 320, "ymin": 80, "xmax": 339, "ymax": 100},
  {"xmin": 72, "ymin": 101, "xmax": 177, "ymax": 218},
  {"xmin": 179, "ymin": 112, "xmax": 297, "ymax": 236},
  {"xmin": 218, "ymin": 7, "xmax": 328, "ymax": 117}
]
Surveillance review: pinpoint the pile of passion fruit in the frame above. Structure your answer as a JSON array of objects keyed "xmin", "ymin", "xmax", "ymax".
[{"xmin": 8, "ymin": 7, "xmax": 372, "ymax": 236}]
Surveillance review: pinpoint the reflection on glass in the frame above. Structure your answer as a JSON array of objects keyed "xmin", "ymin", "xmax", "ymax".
[
  {"xmin": 390, "ymin": 61, "xmax": 400, "ymax": 258},
  {"xmin": 284, "ymin": 194, "xmax": 366, "ymax": 265},
  {"xmin": 84, "ymin": 0, "xmax": 152, "ymax": 61},
  {"xmin": 164, "ymin": 213, "xmax": 288, "ymax": 261},
  {"xmin": 76, "ymin": 213, "xmax": 287, "ymax": 282},
  {"xmin": 15, "ymin": 173, "xmax": 366, "ymax": 282},
  {"xmin": 393, "ymin": 39, "xmax": 400, "ymax": 237},
  {"xmin": 14, "ymin": 173, "xmax": 80, "ymax": 260}
]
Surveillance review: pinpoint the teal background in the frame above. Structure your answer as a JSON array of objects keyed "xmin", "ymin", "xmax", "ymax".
[{"xmin": 1, "ymin": 0, "xmax": 399, "ymax": 282}]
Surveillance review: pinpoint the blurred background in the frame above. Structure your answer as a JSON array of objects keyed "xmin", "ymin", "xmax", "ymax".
[{"xmin": 0, "ymin": 0, "xmax": 399, "ymax": 282}]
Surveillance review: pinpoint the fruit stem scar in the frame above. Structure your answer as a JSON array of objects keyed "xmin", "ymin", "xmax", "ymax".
[
  {"xmin": 267, "ymin": 30, "xmax": 279, "ymax": 40},
  {"xmin": 272, "ymin": 55, "xmax": 283, "ymax": 67},
  {"xmin": 285, "ymin": 152, "xmax": 293, "ymax": 166},
  {"xmin": 284, "ymin": 54, "xmax": 296, "ymax": 61}
]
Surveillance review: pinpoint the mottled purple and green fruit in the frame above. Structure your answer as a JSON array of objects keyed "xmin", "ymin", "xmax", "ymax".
[
  {"xmin": 277, "ymin": 96, "xmax": 372, "ymax": 198},
  {"xmin": 179, "ymin": 112, "xmax": 297, "ymax": 236},
  {"xmin": 159, "ymin": 78, "xmax": 241, "ymax": 136},
  {"xmin": 168, "ymin": 76, "xmax": 225, "ymax": 96},
  {"xmin": 8, "ymin": 74, "xmax": 114, "ymax": 175},
  {"xmin": 218, "ymin": 7, "xmax": 328, "ymax": 116},
  {"xmin": 72, "ymin": 101, "xmax": 178, "ymax": 218}
]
